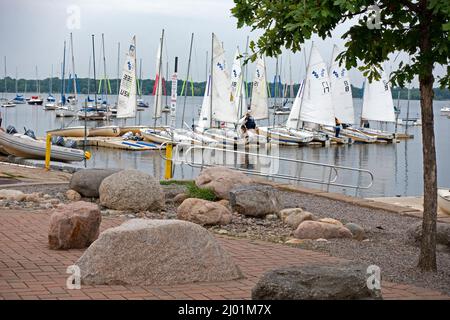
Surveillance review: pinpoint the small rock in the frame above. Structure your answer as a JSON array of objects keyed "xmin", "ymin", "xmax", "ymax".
[
  {"xmin": 217, "ymin": 229, "xmax": 229, "ymax": 235},
  {"xmin": 294, "ymin": 221, "xmax": 353, "ymax": 240},
  {"xmin": 229, "ymin": 185, "xmax": 282, "ymax": 217},
  {"xmin": 177, "ymin": 198, "xmax": 232, "ymax": 226},
  {"xmin": 265, "ymin": 214, "xmax": 278, "ymax": 221},
  {"xmin": 40, "ymin": 203, "xmax": 53, "ymax": 210},
  {"xmin": 66, "ymin": 189, "xmax": 82, "ymax": 201},
  {"xmin": 127, "ymin": 214, "xmax": 136, "ymax": 219},
  {"xmin": 0, "ymin": 189, "xmax": 26, "ymax": 201},
  {"xmin": 43, "ymin": 194, "xmax": 51, "ymax": 200},
  {"xmin": 285, "ymin": 238, "xmax": 307, "ymax": 245},
  {"xmin": 285, "ymin": 211, "xmax": 316, "ymax": 229},
  {"xmin": 316, "ymin": 238, "xmax": 328, "ymax": 242},
  {"xmin": 50, "ymin": 199, "xmax": 60, "ymax": 205},
  {"xmin": 278, "ymin": 208, "xmax": 304, "ymax": 221},
  {"xmin": 195, "ymin": 166, "xmax": 253, "ymax": 200},
  {"xmin": 25, "ymin": 192, "xmax": 41, "ymax": 202},
  {"xmin": 345, "ymin": 223, "xmax": 366, "ymax": 241},
  {"xmin": 173, "ymin": 193, "xmax": 189, "ymax": 204},
  {"xmin": 318, "ymin": 218, "xmax": 344, "ymax": 226}
]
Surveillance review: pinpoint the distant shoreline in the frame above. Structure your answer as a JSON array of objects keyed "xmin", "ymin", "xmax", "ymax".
[{"xmin": 2, "ymin": 77, "xmax": 450, "ymax": 101}]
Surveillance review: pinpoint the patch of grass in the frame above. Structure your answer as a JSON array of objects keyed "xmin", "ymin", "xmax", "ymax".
[
  {"xmin": 159, "ymin": 179, "xmax": 194, "ymax": 186},
  {"xmin": 185, "ymin": 181, "xmax": 217, "ymax": 201}
]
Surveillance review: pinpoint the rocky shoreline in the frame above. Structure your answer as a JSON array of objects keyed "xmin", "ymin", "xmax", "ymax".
[{"xmin": 1, "ymin": 168, "xmax": 449, "ymax": 296}]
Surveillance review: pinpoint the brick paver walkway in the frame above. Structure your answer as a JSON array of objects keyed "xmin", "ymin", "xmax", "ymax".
[{"xmin": 0, "ymin": 210, "xmax": 448, "ymax": 300}]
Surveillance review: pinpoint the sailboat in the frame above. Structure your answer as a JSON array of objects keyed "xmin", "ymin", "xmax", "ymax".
[
  {"xmin": 11, "ymin": 68, "xmax": 25, "ymax": 104},
  {"xmin": 194, "ymin": 34, "xmax": 264, "ymax": 145},
  {"xmin": 28, "ymin": 66, "xmax": 43, "ymax": 105},
  {"xmin": 55, "ymin": 41, "xmax": 76, "ymax": 117},
  {"xmin": 1, "ymin": 57, "xmax": 16, "ymax": 108},
  {"xmin": 347, "ymin": 68, "xmax": 396, "ymax": 142},
  {"xmin": 102, "ymin": 36, "xmax": 139, "ymax": 137},
  {"xmin": 44, "ymin": 65, "xmax": 57, "ymax": 110},
  {"xmin": 318, "ymin": 45, "xmax": 370, "ymax": 144},
  {"xmin": 141, "ymin": 31, "xmax": 216, "ymax": 146}
]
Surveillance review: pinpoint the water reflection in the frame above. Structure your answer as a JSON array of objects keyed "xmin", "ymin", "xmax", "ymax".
[{"xmin": 1, "ymin": 93, "xmax": 449, "ymax": 197}]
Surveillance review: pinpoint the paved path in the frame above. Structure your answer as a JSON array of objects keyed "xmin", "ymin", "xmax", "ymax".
[{"xmin": 0, "ymin": 210, "xmax": 448, "ymax": 300}]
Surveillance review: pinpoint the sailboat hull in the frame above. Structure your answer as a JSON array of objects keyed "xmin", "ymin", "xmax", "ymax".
[
  {"xmin": 88, "ymin": 126, "xmax": 121, "ymax": 137},
  {"xmin": 258, "ymin": 127, "xmax": 313, "ymax": 145},
  {"xmin": 48, "ymin": 126, "xmax": 88, "ymax": 137},
  {"xmin": 0, "ymin": 131, "xmax": 86, "ymax": 162}
]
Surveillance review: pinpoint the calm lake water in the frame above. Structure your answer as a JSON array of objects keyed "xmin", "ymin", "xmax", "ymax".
[{"xmin": 1, "ymin": 93, "xmax": 449, "ymax": 197}]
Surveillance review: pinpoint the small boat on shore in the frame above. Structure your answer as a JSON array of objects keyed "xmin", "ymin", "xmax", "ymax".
[
  {"xmin": 88, "ymin": 125, "xmax": 120, "ymax": 137},
  {"xmin": 258, "ymin": 126, "xmax": 312, "ymax": 146},
  {"xmin": 0, "ymin": 130, "xmax": 87, "ymax": 162},
  {"xmin": 47, "ymin": 126, "xmax": 88, "ymax": 137},
  {"xmin": 438, "ymin": 189, "xmax": 450, "ymax": 215}
]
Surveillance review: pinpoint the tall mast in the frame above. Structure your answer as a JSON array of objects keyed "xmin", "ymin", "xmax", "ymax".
[
  {"xmin": 154, "ymin": 29, "xmax": 164, "ymax": 127},
  {"xmin": 70, "ymin": 32, "xmax": 77, "ymax": 100},
  {"xmin": 61, "ymin": 41, "xmax": 66, "ymax": 105},
  {"xmin": 3, "ymin": 56, "xmax": 6, "ymax": 98},
  {"xmin": 139, "ymin": 58, "xmax": 143, "ymax": 99},
  {"xmin": 181, "ymin": 32, "xmax": 194, "ymax": 126},
  {"xmin": 50, "ymin": 64, "xmax": 53, "ymax": 94},
  {"xmin": 210, "ymin": 33, "xmax": 214, "ymax": 128},
  {"xmin": 289, "ymin": 54, "xmax": 294, "ymax": 100},
  {"xmin": 116, "ymin": 42, "xmax": 120, "ymax": 97},
  {"xmin": 205, "ymin": 50, "xmax": 208, "ymax": 83},
  {"xmin": 92, "ymin": 35, "xmax": 98, "ymax": 110},
  {"xmin": 35, "ymin": 66, "xmax": 40, "ymax": 95},
  {"xmin": 165, "ymin": 60, "xmax": 169, "ymax": 107},
  {"xmin": 101, "ymin": 33, "xmax": 107, "ymax": 102},
  {"xmin": 244, "ymin": 35, "xmax": 250, "ymax": 102},
  {"xmin": 297, "ymin": 42, "xmax": 314, "ymax": 130},
  {"xmin": 87, "ymin": 55, "xmax": 91, "ymax": 98},
  {"xmin": 15, "ymin": 67, "xmax": 18, "ymax": 95}
]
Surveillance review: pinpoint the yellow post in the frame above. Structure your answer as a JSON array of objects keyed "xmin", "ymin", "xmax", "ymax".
[
  {"xmin": 164, "ymin": 143, "xmax": 173, "ymax": 180},
  {"xmin": 45, "ymin": 133, "xmax": 51, "ymax": 171}
]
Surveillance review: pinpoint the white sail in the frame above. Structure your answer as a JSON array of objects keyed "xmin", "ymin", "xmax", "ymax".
[
  {"xmin": 153, "ymin": 42, "xmax": 163, "ymax": 119},
  {"xmin": 249, "ymin": 57, "xmax": 269, "ymax": 120},
  {"xmin": 197, "ymin": 75, "xmax": 211, "ymax": 130},
  {"xmin": 211, "ymin": 34, "xmax": 238, "ymax": 124},
  {"xmin": 330, "ymin": 45, "xmax": 354, "ymax": 124},
  {"xmin": 299, "ymin": 44, "xmax": 335, "ymax": 127},
  {"xmin": 116, "ymin": 36, "xmax": 137, "ymax": 118},
  {"xmin": 361, "ymin": 69, "xmax": 396, "ymax": 122},
  {"xmin": 231, "ymin": 49, "xmax": 242, "ymax": 116},
  {"xmin": 286, "ymin": 80, "xmax": 305, "ymax": 129}
]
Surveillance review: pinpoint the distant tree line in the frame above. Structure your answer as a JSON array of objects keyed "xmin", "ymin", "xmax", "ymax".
[{"xmin": 1, "ymin": 77, "xmax": 450, "ymax": 100}]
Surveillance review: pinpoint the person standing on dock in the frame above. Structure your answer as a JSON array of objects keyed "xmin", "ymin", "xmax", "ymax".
[{"xmin": 334, "ymin": 117, "xmax": 341, "ymax": 137}]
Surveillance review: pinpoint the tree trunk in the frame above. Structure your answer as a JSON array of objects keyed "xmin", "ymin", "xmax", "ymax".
[{"xmin": 417, "ymin": 10, "xmax": 437, "ymax": 271}]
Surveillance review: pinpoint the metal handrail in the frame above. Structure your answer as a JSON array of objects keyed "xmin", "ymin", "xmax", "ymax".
[{"xmin": 175, "ymin": 144, "xmax": 374, "ymax": 190}]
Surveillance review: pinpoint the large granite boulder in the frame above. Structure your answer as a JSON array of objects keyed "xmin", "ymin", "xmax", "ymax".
[
  {"xmin": 195, "ymin": 166, "xmax": 253, "ymax": 200},
  {"xmin": 99, "ymin": 170, "xmax": 164, "ymax": 212},
  {"xmin": 407, "ymin": 221, "xmax": 450, "ymax": 249},
  {"xmin": 69, "ymin": 168, "xmax": 122, "ymax": 198},
  {"xmin": 294, "ymin": 221, "xmax": 353, "ymax": 240},
  {"xmin": 345, "ymin": 223, "xmax": 366, "ymax": 241},
  {"xmin": 177, "ymin": 198, "xmax": 232, "ymax": 226},
  {"xmin": 229, "ymin": 185, "xmax": 282, "ymax": 217},
  {"xmin": 76, "ymin": 219, "xmax": 242, "ymax": 285},
  {"xmin": 252, "ymin": 264, "xmax": 382, "ymax": 300},
  {"xmin": 48, "ymin": 201, "xmax": 101, "ymax": 250}
]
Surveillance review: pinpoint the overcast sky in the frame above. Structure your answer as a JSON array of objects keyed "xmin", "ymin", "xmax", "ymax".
[{"xmin": 0, "ymin": 0, "xmax": 445, "ymax": 87}]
